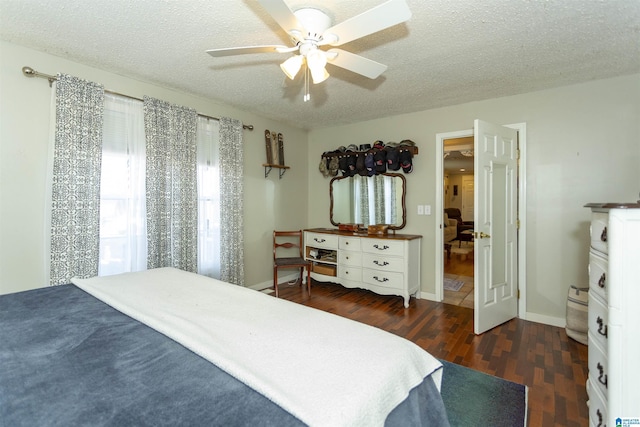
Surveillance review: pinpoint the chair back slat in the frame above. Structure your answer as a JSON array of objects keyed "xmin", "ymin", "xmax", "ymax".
[{"xmin": 273, "ymin": 230, "xmax": 303, "ymax": 259}]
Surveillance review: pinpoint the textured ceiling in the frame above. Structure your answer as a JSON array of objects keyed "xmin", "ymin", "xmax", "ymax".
[{"xmin": 1, "ymin": 0, "xmax": 639, "ymax": 130}]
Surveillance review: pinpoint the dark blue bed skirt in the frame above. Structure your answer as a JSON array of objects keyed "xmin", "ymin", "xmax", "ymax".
[{"xmin": 0, "ymin": 285, "xmax": 449, "ymax": 426}]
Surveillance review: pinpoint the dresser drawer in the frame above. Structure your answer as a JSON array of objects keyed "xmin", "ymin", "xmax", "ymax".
[
  {"xmin": 361, "ymin": 238, "xmax": 405, "ymax": 256},
  {"xmin": 339, "ymin": 250, "xmax": 362, "ymax": 267},
  {"xmin": 587, "ymin": 380, "xmax": 607, "ymax": 427},
  {"xmin": 339, "ymin": 236, "xmax": 361, "ymax": 251},
  {"xmin": 339, "ymin": 266, "xmax": 362, "ymax": 282},
  {"xmin": 588, "ymin": 292, "xmax": 608, "ymax": 350},
  {"xmin": 306, "ymin": 232, "xmax": 338, "ymax": 250},
  {"xmin": 590, "ymin": 212, "xmax": 609, "ymax": 255},
  {"xmin": 588, "ymin": 251, "xmax": 608, "ymax": 302},
  {"xmin": 588, "ymin": 333, "xmax": 609, "ymax": 399},
  {"xmin": 362, "ymin": 269, "xmax": 403, "ymax": 290},
  {"xmin": 362, "ymin": 253, "xmax": 404, "ymax": 273}
]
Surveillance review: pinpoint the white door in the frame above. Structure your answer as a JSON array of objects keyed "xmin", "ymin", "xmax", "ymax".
[{"xmin": 474, "ymin": 119, "xmax": 519, "ymax": 334}]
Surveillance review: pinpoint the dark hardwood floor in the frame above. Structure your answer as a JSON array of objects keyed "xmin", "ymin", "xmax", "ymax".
[
  {"xmin": 443, "ymin": 241, "xmax": 474, "ymax": 307},
  {"xmin": 275, "ymin": 280, "xmax": 589, "ymax": 426}
]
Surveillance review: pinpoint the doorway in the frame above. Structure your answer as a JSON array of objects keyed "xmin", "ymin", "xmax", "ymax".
[
  {"xmin": 443, "ymin": 137, "xmax": 475, "ymax": 308},
  {"xmin": 434, "ymin": 122, "xmax": 528, "ymax": 331}
]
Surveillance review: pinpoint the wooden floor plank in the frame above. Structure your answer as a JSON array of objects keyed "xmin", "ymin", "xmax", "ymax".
[{"xmin": 275, "ymin": 280, "xmax": 589, "ymax": 426}]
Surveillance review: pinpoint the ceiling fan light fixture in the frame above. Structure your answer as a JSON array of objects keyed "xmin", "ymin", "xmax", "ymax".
[
  {"xmin": 310, "ymin": 66, "xmax": 329, "ymax": 84},
  {"xmin": 306, "ymin": 48, "xmax": 329, "ymax": 84},
  {"xmin": 280, "ymin": 55, "xmax": 304, "ymax": 80}
]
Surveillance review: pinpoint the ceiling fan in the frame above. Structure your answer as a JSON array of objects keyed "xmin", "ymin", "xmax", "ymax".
[{"xmin": 206, "ymin": 0, "xmax": 412, "ymax": 101}]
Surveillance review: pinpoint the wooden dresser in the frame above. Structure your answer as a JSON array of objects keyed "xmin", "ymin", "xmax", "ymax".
[
  {"xmin": 584, "ymin": 203, "xmax": 640, "ymax": 427},
  {"xmin": 304, "ymin": 228, "xmax": 421, "ymax": 307}
]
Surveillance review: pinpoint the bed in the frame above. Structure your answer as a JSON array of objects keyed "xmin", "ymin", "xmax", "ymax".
[{"xmin": 0, "ymin": 267, "xmax": 450, "ymax": 426}]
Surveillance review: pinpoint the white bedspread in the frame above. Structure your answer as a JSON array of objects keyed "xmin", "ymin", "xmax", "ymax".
[{"xmin": 73, "ymin": 268, "xmax": 442, "ymax": 427}]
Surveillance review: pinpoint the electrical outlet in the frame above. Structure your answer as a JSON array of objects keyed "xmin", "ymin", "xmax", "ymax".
[{"xmin": 417, "ymin": 205, "xmax": 424, "ymax": 215}]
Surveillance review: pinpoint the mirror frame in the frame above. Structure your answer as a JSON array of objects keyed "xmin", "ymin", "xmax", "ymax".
[{"xmin": 329, "ymin": 173, "xmax": 407, "ymax": 230}]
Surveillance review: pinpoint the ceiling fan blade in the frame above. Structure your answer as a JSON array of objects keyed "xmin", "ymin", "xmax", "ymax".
[
  {"xmin": 321, "ymin": 0, "xmax": 411, "ymax": 47},
  {"xmin": 206, "ymin": 45, "xmax": 290, "ymax": 57},
  {"xmin": 257, "ymin": 0, "xmax": 305, "ymax": 36},
  {"xmin": 325, "ymin": 49, "xmax": 387, "ymax": 79}
]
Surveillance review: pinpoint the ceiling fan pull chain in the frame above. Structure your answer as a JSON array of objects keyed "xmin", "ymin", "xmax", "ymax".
[{"xmin": 304, "ymin": 66, "xmax": 311, "ymax": 102}]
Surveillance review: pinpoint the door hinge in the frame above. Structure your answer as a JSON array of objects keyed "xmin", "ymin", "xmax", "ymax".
[
  {"xmin": 517, "ymin": 289, "xmax": 520, "ymax": 299},
  {"xmin": 517, "ymin": 148, "xmax": 520, "ymax": 160},
  {"xmin": 516, "ymin": 219, "xmax": 520, "ymax": 229}
]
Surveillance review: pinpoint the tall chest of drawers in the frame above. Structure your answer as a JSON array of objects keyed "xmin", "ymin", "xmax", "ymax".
[
  {"xmin": 304, "ymin": 228, "xmax": 421, "ymax": 308},
  {"xmin": 585, "ymin": 203, "xmax": 640, "ymax": 427}
]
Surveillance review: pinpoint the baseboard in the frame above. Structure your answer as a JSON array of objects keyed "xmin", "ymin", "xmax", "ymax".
[
  {"xmin": 419, "ymin": 291, "xmax": 439, "ymax": 302},
  {"xmin": 421, "ymin": 291, "xmax": 566, "ymax": 328},
  {"xmin": 524, "ymin": 312, "xmax": 566, "ymax": 328}
]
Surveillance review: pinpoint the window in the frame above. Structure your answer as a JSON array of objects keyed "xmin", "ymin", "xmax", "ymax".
[
  {"xmin": 196, "ymin": 117, "xmax": 221, "ymax": 278},
  {"xmin": 98, "ymin": 94, "xmax": 221, "ymax": 277},
  {"xmin": 99, "ymin": 94, "xmax": 147, "ymax": 276}
]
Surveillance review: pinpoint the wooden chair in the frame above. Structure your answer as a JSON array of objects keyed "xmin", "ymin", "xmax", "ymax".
[{"xmin": 273, "ymin": 230, "xmax": 311, "ymax": 298}]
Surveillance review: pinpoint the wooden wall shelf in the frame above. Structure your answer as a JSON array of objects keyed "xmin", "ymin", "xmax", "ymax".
[{"xmin": 263, "ymin": 163, "xmax": 290, "ymax": 179}]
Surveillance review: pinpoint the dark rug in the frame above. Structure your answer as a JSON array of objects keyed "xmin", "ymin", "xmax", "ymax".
[{"xmin": 440, "ymin": 360, "xmax": 527, "ymax": 426}]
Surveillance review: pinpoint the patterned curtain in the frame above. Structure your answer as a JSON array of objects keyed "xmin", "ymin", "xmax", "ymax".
[
  {"xmin": 372, "ymin": 175, "xmax": 387, "ymax": 225},
  {"xmin": 49, "ymin": 74, "xmax": 104, "ymax": 285},
  {"xmin": 353, "ymin": 175, "xmax": 397, "ymax": 226},
  {"xmin": 372, "ymin": 175, "xmax": 397, "ymax": 225},
  {"xmin": 143, "ymin": 96, "xmax": 198, "ymax": 272},
  {"xmin": 219, "ymin": 117, "xmax": 245, "ymax": 286}
]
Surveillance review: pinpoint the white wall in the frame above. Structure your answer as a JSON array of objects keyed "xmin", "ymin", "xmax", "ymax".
[
  {"xmin": 307, "ymin": 73, "xmax": 640, "ymax": 322},
  {"xmin": 0, "ymin": 41, "xmax": 308, "ymax": 295}
]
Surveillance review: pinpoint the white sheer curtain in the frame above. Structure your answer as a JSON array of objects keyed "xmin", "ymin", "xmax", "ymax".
[
  {"xmin": 196, "ymin": 117, "xmax": 221, "ymax": 278},
  {"xmin": 98, "ymin": 93, "xmax": 147, "ymax": 276},
  {"xmin": 97, "ymin": 94, "xmax": 221, "ymax": 277}
]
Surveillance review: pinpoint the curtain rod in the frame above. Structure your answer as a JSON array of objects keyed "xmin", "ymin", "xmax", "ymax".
[{"xmin": 21, "ymin": 66, "xmax": 254, "ymax": 131}]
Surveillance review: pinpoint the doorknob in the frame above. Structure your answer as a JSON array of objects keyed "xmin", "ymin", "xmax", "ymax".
[{"xmin": 475, "ymin": 231, "xmax": 491, "ymax": 239}]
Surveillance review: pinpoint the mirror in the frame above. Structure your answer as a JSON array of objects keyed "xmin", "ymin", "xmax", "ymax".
[{"xmin": 330, "ymin": 173, "xmax": 407, "ymax": 230}]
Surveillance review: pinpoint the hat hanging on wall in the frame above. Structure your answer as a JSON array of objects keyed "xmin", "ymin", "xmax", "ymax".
[
  {"xmin": 386, "ymin": 146, "xmax": 400, "ymax": 171},
  {"xmin": 319, "ymin": 154, "xmax": 330, "ymax": 177},
  {"xmin": 356, "ymin": 153, "xmax": 367, "ymax": 176},
  {"xmin": 364, "ymin": 150, "xmax": 376, "ymax": 176},
  {"xmin": 374, "ymin": 149, "xmax": 387, "ymax": 173},
  {"xmin": 347, "ymin": 154, "xmax": 357, "ymax": 176},
  {"xmin": 399, "ymin": 149, "xmax": 413, "ymax": 173},
  {"xmin": 328, "ymin": 157, "xmax": 339, "ymax": 176}
]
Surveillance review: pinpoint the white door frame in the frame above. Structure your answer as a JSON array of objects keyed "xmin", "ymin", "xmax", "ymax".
[{"xmin": 435, "ymin": 122, "xmax": 527, "ymax": 320}]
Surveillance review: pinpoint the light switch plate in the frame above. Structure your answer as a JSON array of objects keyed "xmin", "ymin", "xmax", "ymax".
[
  {"xmin": 417, "ymin": 205, "xmax": 424, "ymax": 215},
  {"xmin": 424, "ymin": 205, "xmax": 431, "ymax": 215}
]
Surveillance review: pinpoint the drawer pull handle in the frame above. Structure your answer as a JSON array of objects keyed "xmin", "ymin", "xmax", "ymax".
[
  {"xmin": 373, "ymin": 276, "xmax": 389, "ymax": 283},
  {"xmin": 596, "ymin": 316, "xmax": 608, "ymax": 338},
  {"xmin": 598, "ymin": 273, "xmax": 606, "ymax": 289},
  {"xmin": 596, "ymin": 408, "xmax": 604, "ymax": 427},
  {"xmin": 597, "ymin": 362, "xmax": 608, "ymax": 388},
  {"xmin": 600, "ymin": 226, "xmax": 607, "ymax": 242},
  {"xmin": 314, "ymin": 238, "xmax": 326, "ymax": 243},
  {"xmin": 373, "ymin": 244, "xmax": 389, "ymax": 251},
  {"xmin": 373, "ymin": 260, "xmax": 389, "ymax": 266}
]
